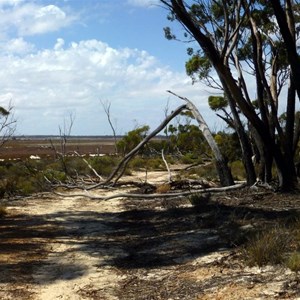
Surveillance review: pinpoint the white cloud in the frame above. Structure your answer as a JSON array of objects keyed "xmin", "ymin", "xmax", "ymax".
[
  {"xmin": 0, "ymin": 0, "xmax": 24, "ymax": 7},
  {"xmin": 127, "ymin": 0, "xmax": 160, "ymax": 8},
  {"xmin": 0, "ymin": 2, "xmax": 76, "ymax": 37},
  {"xmin": 0, "ymin": 38, "xmax": 214, "ymax": 135},
  {"xmin": 0, "ymin": 37, "xmax": 35, "ymax": 54}
]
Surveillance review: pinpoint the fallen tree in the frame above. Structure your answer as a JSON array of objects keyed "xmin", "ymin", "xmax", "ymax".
[
  {"xmin": 49, "ymin": 92, "xmax": 239, "ymax": 200},
  {"xmin": 54, "ymin": 182, "xmax": 246, "ymax": 201}
]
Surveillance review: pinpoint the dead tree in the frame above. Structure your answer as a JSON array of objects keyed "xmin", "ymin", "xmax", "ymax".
[
  {"xmin": 100, "ymin": 99, "xmax": 118, "ymax": 154},
  {"xmin": 167, "ymin": 91, "xmax": 234, "ymax": 186},
  {"xmin": 88, "ymin": 93, "xmax": 234, "ymax": 189},
  {"xmin": 0, "ymin": 102, "xmax": 16, "ymax": 147}
]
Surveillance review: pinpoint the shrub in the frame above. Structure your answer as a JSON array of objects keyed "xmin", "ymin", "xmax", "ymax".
[
  {"xmin": 129, "ymin": 156, "xmax": 146, "ymax": 170},
  {"xmin": 90, "ymin": 155, "xmax": 118, "ymax": 177},
  {"xmin": 180, "ymin": 153, "xmax": 201, "ymax": 164},
  {"xmin": 189, "ymin": 162, "xmax": 218, "ymax": 181},
  {"xmin": 230, "ymin": 160, "xmax": 246, "ymax": 181},
  {"xmin": 0, "ymin": 204, "xmax": 7, "ymax": 217},
  {"xmin": 156, "ymin": 183, "xmax": 171, "ymax": 193},
  {"xmin": 43, "ymin": 169, "xmax": 67, "ymax": 183},
  {"xmin": 189, "ymin": 193, "xmax": 212, "ymax": 214},
  {"xmin": 286, "ymin": 252, "xmax": 300, "ymax": 272},
  {"xmin": 244, "ymin": 226, "xmax": 291, "ymax": 267},
  {"xmin": 16, "ymin": 179, "xmax": 38, "ymax": 196}
]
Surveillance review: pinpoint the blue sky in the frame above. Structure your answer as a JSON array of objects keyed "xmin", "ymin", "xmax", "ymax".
[{"xmin": 0, "ymin": 0, "xmax": 219, "ymax": 135}]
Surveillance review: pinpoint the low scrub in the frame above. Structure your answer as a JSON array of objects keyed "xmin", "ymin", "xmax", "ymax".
[
  {"xmin": 286, "ymin": 252, "xmax": 300, "ymax": 272},
  {"xmin": 129, "ymin": 156, "xmax": 163, "ymax": 171},
  {"xmin": 90, "ymin": 155, "xmax": 119, "ymax": 177},
  {"xmin": 0, "ymin": 204, "xmax": 7, "ymax": 217},
  {"xmin": 230, "ymin": 160, "xmax": 246, "ymax": 181},
  {"xmin": 244, "ymin": 226, "xmax": 290, "ymax": 266},
  {"xmin": 243, "ymin": 221, "xmax": 300, "ymax": 270}
]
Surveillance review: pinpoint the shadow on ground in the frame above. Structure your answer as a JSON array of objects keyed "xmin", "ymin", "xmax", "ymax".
[{"xmin": 0, "ymin": 193, "xmax": 297, "ymax": 285}]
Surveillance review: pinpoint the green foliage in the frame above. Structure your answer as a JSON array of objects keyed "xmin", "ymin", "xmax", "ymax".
[
  {"xmin": 180, "ymin": 153, "xmax": 203, "ymax": 164},
  {"xmin": 163, "ymin": 26, "xmax": 176, "ymax": 40},
  {"xmin": 129, "ymin": 156, "xmax": 163, "ymax": 171},
  {"xmin": 90, "ymin": 155, "xmax": 119, "ymax": 177},
  {"xmin": 214, "ymin": 132, "xmax": 242, "ymax": 162},
  {"xmin": 44, "ymin": 169, "xmax": 67, "ymax": 183},
  {"xmin": 166, "ymin": 122, "xmax": 208, "ymax": 157},
  {"xmin": 286, "ymin": 252, "xmax": 300, "ymax": 272},
  {"xmin": 208, "ymin": 96, "xmax": 228, "ymax": 111},
  {"xmin": 185, "ymin": 54, "xmax": 211, "ymax": 82},
  {"xmin": 117, "ymin": 125, "xmax": 149, "ymax": 155},
  {"xmin": 230, "ymin": 160, "xmax": 246, "ymax": 181},
  {"xmin": 188, "ymin": 162, "xmax": 218, "ymax": 181}
]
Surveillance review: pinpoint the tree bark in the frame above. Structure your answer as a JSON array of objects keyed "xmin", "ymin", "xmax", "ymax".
[{"xmin": 168, "ymin": 91, "xmax": 234, "ymax": 186}]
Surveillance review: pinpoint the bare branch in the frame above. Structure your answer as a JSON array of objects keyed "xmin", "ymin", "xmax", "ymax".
[
  {"xmin": 0, "ymin": 101, "xmax": 16, "ymax": 147},
  {"xmin": 100, "ymin": 99, "xmax": 118, "ymax": 154},
  {"xmin": 162, "ymin": 149, "xmax": 172, "ymax": 183},
  {"xmin": 54, "ymin": 182, "xmax": 246, "ymax": 201}
]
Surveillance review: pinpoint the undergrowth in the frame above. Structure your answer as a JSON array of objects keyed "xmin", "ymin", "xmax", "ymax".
[{"xmin": 244, "ymin": 218, "xmax": 300, "ymax": 271}]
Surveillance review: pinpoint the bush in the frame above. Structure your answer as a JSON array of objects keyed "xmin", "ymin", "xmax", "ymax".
[
  {"xmin": 0, "ymin": 204, "xmax": 7, "ymax": 217},
  {"xmin": 286, "ymin": 252, "xmax": 300, "ymax": 272},
  {"xmin": 129, "ymin": 156, "xmax": 146, "ymax": 170},
  {"xmin": 90, "ymin": 155, "xmax": 118, "ymax": 177},
  {"xmin": 230, "ymin": 160, "xmax": 246, "ymax": 181},
  {"xmin": 43, "ymin": 169, "xmax": 67, "ymax": 183},
  {"xmin": 189, "ymin": 162, "xmax": 218, "ymax": 181},
  {"xmin": 180, "ymin": 153, "xmax": 202, "ymax": 164},
  {"xmin": 189, "ymin": 193, "xmax": 211, "ymax": 208},
  {"xmin": 244, "ymin": 226, "xmax": 291, "ymax": 267}
]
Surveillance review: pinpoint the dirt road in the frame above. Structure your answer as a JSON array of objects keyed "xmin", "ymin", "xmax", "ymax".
[{"xmin": 1, "ymin": 172, "xmax": 300, "ymax": 299}]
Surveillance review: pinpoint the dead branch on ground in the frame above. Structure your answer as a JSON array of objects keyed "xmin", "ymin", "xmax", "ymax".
[{"xmin": 54, "ymin": 182, "xmax": 246, "ymax": 201}]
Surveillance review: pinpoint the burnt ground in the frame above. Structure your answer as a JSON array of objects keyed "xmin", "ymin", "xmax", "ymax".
[{"xmin": 1, "ymin": 185, "xmax": 300, "ymax": 299}]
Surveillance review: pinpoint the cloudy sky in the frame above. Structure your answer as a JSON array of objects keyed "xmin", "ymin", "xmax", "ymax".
[{"xmin": 0, "ymin": 0, "xmax": 220, "ymax": 136}]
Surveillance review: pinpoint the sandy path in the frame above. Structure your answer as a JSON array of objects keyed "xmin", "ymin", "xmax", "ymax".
[
  {"xmin": 1, "ymin": 190, "xmax": 131, "ymax": 300},
  {"xmin": 1, "ymin": 170, "xmax": 300, "ymax": 299},
  {"xmin": 0, "ymin": 171, "xmax": 174, "ymax": 300},
  {"xmin": 31, "ymin": 196, "xmax": 125, "ymax": 300}
]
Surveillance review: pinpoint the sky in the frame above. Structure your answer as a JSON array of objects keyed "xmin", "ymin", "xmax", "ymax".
[{"xmin": 0, "ymin": 0, "xmax": 221, "ymax": 136}]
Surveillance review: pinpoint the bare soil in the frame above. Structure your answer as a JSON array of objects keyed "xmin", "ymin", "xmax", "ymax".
[
  {"xmin": 0, "ymin": 137, "xmax": 117, "ymax": 160},
  {"xmin": 1, "ymin": 170, "xmax": 300, "ymax": 299}
]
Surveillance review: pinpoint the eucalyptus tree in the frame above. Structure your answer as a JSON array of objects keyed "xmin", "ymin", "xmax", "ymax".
[{"xmin": 161, "ymin": 0, "xmax": 300, "ymax": 190}]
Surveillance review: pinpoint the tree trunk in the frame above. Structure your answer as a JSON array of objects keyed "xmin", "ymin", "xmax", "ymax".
[
  {"xmin": 270, "ymin": 0, "xmax": 300, "ymax": 101},
  {"xmin": 164, "ymin": 0, "xmax": 297, "ymax": 190},
  {"xmin": 168, "ymin": 91, "xmax": 234, "ymax": 186},
  {"xmin": 227, "ymin": 96, "xmax": 256, "ymax": 185}
]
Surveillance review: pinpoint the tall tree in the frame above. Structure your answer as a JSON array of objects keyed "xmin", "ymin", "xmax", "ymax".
[{"xmin": 161, "ymin": 0, "xmax": 300, "ymax": 190}]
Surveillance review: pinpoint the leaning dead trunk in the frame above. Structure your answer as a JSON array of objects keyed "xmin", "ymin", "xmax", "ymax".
[{"xmin": 168, "ymin": 91, "xmax": 234, "ymax": 186}]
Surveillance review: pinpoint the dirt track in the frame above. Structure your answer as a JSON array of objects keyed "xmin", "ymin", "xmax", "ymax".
[{"xmin": 1, "ymin": 171, "xmax": 300, "ymax": 299}]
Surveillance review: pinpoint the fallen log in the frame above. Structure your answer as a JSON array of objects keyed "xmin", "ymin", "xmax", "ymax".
[{"xmin": 54, "ymin": 182, "xmax": 246, "ymax": 201}]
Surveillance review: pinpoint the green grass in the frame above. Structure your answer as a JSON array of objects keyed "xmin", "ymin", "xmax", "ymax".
[{"xmin": 286, "ymin": 252, "xmax": 300, "ymax": 272}]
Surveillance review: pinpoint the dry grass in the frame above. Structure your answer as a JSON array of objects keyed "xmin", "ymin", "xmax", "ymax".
[
  {"xmin": 0, "ymin": 205, "xmax": 7, "ymax": 217},
  {"xmin": 244, "ymin": 225, "xmax": 291, "ymax": 267}
]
